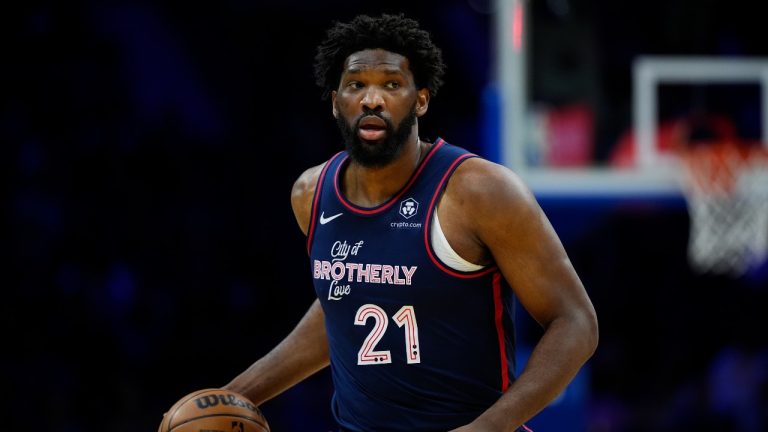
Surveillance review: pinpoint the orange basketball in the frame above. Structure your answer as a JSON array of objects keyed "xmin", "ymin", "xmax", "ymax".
[{"xmin": 158, "ymin": 388, "xmax": 270, "ymax": 432}]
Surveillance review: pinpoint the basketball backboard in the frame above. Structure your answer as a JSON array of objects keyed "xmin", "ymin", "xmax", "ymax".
[{"xmin": 495, "ymin": 0, "xmax": 768, "ymax": 199}]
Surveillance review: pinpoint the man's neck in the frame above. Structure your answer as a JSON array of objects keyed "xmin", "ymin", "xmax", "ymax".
[{"xmin": 343, "ymin": 134, "xmax": 427, "ymax": 208}]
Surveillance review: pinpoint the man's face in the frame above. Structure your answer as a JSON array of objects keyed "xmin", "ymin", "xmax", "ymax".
[{"xmin": 332, "ymin": 49, "xmax": 429, "ymax": 167}]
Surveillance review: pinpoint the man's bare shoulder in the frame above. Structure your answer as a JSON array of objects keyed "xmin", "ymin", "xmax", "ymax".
[
  {"xmin": 291, "ymin": 162, "xmax": 327, "ymax": 203},
  {"xmin": 447, "ymin": 157, "xmax": 534, "ymax": 209},
  {"xmin": 436, "ymin": 156, "xmax": 539, "ymax": 266},
  {"xmin": 291, "ymin": 162, "xmax": 328, "ymax": 235}
]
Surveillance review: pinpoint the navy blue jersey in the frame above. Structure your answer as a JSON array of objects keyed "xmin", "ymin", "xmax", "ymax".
[{"xmin": 307, "ymin": 139, "xmax": 517, "ymax": 432}]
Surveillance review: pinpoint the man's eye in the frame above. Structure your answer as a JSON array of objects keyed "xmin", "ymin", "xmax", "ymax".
[
  {"xmin": 348, "ymin": 82, "xmax": 363, "ymax": 89},
  {"xmin": 386, "ymin": 81, "xmax": 400, "ymax": 89}
]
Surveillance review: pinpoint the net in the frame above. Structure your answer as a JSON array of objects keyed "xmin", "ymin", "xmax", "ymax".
[{"xmin": 679, "ymin": 141, "xmax": 768, "ymax": 276}]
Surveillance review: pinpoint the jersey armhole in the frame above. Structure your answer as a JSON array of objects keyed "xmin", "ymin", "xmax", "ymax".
[
  {"xmin": 423, "ymin": 154, "xmax": 498, "ymax": 278},
  {"xmin": 430, "ymin": 208, "xmax": 486, "ymax": 272},
  {"xmin": 306, "ymin": 153, "xmax": 343, "ymax": 254}
]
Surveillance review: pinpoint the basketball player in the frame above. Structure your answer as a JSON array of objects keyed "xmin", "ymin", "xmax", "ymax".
[{"xmin": 225, "ymin": 14, "xmax": 598, "ymax": 431}]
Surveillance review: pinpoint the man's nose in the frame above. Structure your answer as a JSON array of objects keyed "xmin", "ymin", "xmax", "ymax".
[{"xmin": 360, "ymin": 87, "xmax": 384, "ymax": 111}]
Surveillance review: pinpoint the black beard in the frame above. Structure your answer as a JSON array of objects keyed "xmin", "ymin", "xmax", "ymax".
[{"xmin": 336, "ymin": 103, "xmax": 418, "ymax": 168}]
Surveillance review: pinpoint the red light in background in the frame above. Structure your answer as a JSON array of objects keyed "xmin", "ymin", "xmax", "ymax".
[{"xmin": 512, "ymin": 1, "xmax": 524, "ymax": 52}]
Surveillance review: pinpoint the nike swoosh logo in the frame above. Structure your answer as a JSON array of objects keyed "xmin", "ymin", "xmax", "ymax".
[{"xmin": 319, "ymin": 212, "xmax": 343, "ymax": 225}]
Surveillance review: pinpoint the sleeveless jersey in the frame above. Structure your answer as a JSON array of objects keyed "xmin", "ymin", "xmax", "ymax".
[{"xmin": 307, "ymin": 139, "xmax": 517, "ymax": 432}]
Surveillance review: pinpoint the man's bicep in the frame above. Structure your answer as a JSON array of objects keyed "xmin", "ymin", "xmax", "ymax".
[{"xmin": 478, "ymin": 172, "xmax": 587, "ymax": 327}]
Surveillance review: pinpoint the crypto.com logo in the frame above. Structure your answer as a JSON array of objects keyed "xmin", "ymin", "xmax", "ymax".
[{"xmin": 399, "ymin": 198, "xmax": 419, "ymax": 219}]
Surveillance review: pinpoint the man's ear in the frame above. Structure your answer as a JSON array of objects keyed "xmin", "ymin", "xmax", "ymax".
[
  {"xmin": 416, "ymin": 88, "xmax": 430, "ymax": 117},
  {"xmin": 331, "ymin": 90, "xmax": 338, "ymax": 118}
]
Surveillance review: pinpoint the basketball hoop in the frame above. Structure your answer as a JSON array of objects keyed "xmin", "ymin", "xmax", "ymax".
[{"xmin": 679, "ymin": 141, "xmax": 768, "ymax": 276}]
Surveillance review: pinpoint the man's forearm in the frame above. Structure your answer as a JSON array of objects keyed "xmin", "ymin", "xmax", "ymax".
[
  {"xmin": 469, "ymin": 313, "xmax": 598, "ymax": 431},
  {"xmin": 224, "ymin": 299, "xmax": 330, "ymax": 405}
]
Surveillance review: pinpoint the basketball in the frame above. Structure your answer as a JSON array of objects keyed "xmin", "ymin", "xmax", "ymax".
[{"xmin": 158, "ymin": 388, "xmax": 270, "ymax": 432}]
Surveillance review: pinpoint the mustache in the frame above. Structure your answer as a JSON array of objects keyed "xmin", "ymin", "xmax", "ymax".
[{"xmin": 354, "ymin": 109, "xmax": 391, "ymax": 128}]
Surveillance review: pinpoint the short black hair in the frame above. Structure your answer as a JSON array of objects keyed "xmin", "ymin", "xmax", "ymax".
[{"xmin": 314, "ymin": 13, "xmax": 446, "ymax": 100}]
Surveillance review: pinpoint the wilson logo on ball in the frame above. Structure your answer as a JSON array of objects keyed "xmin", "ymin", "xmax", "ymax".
[
  {"xmin": 194, "ymin": 394, "xmax": 258, "ymax": 412},
  {"xmin": 159, "ymin": 389, "xmax": 269, "ymax": 432}
]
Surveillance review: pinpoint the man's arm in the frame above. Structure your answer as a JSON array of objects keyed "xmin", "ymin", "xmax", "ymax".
[
  {"xmin": 224, "ymin": 163, "xmax": 329, "ymax": 405},
  {"xmin": 223, "ymin": 299, "xmax": 329, "ymax": 405},
  {"xmin": 444, "ymin": 158, "xmax": 599, "ymax": 431}
]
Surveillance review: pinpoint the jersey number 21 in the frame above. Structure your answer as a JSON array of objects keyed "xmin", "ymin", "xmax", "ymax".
[{"xmin": 354, "ymin": 304, "xmax": 421, "ymax": 365}]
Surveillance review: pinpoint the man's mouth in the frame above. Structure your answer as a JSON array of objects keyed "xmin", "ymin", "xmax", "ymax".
[
  {"xmin": 357, "ymin": 116, "xmax": 388, "ymax": 141},
  {"xmin": 358, "ymin": 125, "xmax": 386, "ymax": 141}
]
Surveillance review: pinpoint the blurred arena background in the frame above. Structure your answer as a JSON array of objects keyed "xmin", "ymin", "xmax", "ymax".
[{"xmin": 4, "ymin": 0, "xmax": 768, "ymax": 430}]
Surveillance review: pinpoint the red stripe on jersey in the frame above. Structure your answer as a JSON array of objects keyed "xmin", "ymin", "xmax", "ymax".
[{"xmin": 493, "ymin": 272, "xmax": 510, "ymax": 391}]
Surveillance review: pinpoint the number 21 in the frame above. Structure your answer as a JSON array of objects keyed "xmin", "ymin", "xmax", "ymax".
[{"xmin": 354, "ymin": 304, "xmax": 421, "ymax": 365}]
